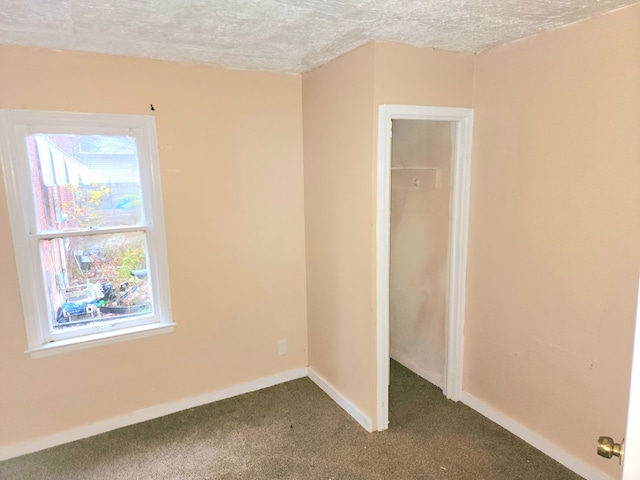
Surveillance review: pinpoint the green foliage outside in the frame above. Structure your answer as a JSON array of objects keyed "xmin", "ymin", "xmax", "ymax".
[
  {"xmin": 67, "ymin": 233, "xmax": 148, "ymax": 307},
  {"xmin": 61, "ymin": 183, "xmax": 112, "ymax": 228}
]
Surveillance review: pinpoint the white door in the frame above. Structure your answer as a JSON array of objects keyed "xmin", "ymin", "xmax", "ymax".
[{"xmin": 621, "ymin": 276, "xmax": 640, "ymax": 479}]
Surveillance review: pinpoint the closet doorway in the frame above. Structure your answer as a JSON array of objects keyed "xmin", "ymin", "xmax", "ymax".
[
  {"xmin": 390, "ymin": 119, "xmax": 453, "ymax": 390},
  {"xmin": 375, "ymin": 106, "xmax": 474, "ymax": 431}
]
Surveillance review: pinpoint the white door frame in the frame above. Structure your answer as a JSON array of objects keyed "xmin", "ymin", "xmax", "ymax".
[{"xmin": 375, "ymin": 105, "xmax": 474, "ymax": 431}]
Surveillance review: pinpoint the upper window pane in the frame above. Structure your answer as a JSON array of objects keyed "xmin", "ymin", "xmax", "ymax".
[{"xmin": 27, "ymin": 134, "xmax": 144, "ymax": 231}]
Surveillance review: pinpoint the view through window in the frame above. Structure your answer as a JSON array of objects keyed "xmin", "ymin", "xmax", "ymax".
[{"xmin": 29, "ymin": 133, "xmax": 154, "ymax": 332}]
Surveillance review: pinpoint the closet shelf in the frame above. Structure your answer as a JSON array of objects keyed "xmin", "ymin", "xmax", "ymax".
[
  {"xmin": 391, "ymin": 166, "xmax": 441, "ymax": 189},
  {"xmin": 391, "ymin": 166, "xmax": 439, "ymax": 170}
]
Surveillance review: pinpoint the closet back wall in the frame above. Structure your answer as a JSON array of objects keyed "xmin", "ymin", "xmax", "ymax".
[{"xmin": 390, "ymin": 120, "xmax": 453, "ymax": 387}]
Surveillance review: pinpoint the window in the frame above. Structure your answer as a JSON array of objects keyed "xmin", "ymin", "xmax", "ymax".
[{"xmin": 0, "ymin": 110, "xmax": 173, "ymax": 357}]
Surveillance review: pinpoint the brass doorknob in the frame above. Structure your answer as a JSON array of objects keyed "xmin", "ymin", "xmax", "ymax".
[{"xmin": 597, "ymin": 436, "xmax": 624, "ymax": 464}]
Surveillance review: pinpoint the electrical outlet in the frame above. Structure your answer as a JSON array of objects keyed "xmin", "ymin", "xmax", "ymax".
[{"xmin": 277, "ymin": 339, "xmax": 287, "ymax": 356}]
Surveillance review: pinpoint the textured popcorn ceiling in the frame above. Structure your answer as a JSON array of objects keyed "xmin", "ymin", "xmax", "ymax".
[{"xmin": 0, "ymin": 0, "xmax": 637, "ymax": 73}]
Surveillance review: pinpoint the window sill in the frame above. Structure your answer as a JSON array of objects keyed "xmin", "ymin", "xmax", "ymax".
[{"xmin": 25, "ymin": 322, "xmax": 176, "ymax": 359}]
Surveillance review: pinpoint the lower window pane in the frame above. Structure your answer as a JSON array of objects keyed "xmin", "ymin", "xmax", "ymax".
[{"xmin": 40, "ymin": 232, "xmax": 153, "ymax": 331}]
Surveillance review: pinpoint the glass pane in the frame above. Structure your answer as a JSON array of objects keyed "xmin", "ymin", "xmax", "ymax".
[
  {"xmin": 27, "ymin": 134, "xmax": 143, "ymax": 231},
  {"xmin": 40, "ymin": 232, "xmax": 153, "ymax": 331}
]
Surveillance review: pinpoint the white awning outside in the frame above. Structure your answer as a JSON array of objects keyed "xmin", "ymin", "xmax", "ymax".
[{"xmin": 35, "ymin": 136, "xmax": 96, "ymax": 187}]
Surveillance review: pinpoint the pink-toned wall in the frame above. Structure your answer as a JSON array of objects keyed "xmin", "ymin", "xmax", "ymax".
[
  {"xmin": 0, "ymin": 46, "xmax": 308, "ymax": 448},
  {"xmin": 302, "ymin": 42, "xmax": 378, "ymax": 422},
  {"xmin": 467, "ymin": 5, "xmax": 640, "ymax": 477}
]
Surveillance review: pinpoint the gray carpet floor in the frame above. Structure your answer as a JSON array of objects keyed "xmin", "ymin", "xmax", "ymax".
[{"xmin": 0, "ymin": 360, "xmax": 584, "ymax": 479}]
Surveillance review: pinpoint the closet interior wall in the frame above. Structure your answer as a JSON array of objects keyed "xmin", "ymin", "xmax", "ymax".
[{"xmin": 389, "ymin": 119, "xmax": 454, "ymax": 388}]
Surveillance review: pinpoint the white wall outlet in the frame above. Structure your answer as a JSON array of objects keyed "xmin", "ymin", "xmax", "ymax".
[{"xmin": 277, "ymin": 339, "xmax": 287, "ymax": 356}]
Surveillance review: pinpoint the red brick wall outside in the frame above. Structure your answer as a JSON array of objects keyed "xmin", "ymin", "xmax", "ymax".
[{"xmin": 27, "ymin": 136, "xmax": 66, "ymax": 322}]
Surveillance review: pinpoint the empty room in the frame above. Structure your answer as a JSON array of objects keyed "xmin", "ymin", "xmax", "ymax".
[{"xmin": 0, "ymin": 1, "xmax": 639, "ymax": 479}]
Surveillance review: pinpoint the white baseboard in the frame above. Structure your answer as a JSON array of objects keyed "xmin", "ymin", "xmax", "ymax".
[
  {"xmin": 0, "ymin": 367, "xmax": 308, "ymax": 461},
  {"xmin": 460, "ymin": 392, "xmax": 613, "ymax": 480},
  {"xmin": 308, "ymin": 368, "xmax": 373, "ymax": 432},
  {"xmin": 390, "ymin": 350, "xmax": 443, "ymax": 389},
  {"xmin": 2, "ymin": 366, "xmax": 608, "ymax": 480}
]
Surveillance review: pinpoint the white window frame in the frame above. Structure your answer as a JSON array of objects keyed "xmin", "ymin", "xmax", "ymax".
[{"xmin": 0, "ymin": 110, "xmax": 174, "ymax": 358}]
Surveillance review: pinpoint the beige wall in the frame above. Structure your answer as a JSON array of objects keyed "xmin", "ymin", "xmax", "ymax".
[
  {"xmin": 0, "ymin": 46, "xmax": 308, "ymax": 447},
  {"xmin": 302, "ymin": 43, "xmax": 378, "ymax": 421},
  {"xmin": 467, "ymin": 5, "xmax": 640, "ymax": 477},
  {"xmin": 390, "ymin": 120, "xmax": 453, "ymax": 386},
  {"xmin": 373, "ymin": 42, "xmax": 475, "ymax": 107}
]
